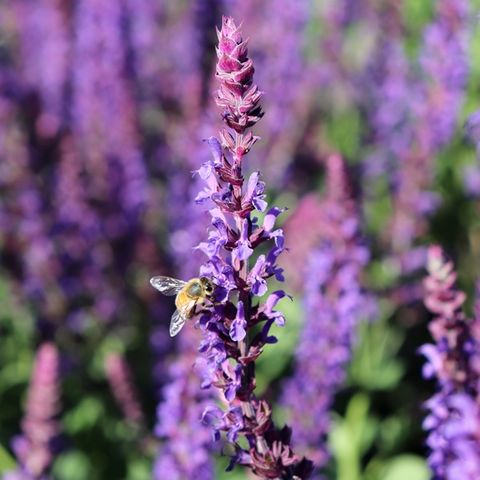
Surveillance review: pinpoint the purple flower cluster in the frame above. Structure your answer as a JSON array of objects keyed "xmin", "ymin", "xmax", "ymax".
[
  {"xmin": 15, "ymin": 0, "xmax": 69, "ymax": 133},
  {"xmin": 153, "ymin": 329, "xmax": 214, "ymax": 480},
  {"xmin": 105, "ymin": 353, "xmax": 145, "ymax": 426},
  {"xmin": 421, "ymin": 246, "xmax": 480, "ymax": 479},
  {"xmin": 71, "ymin": 0, "xmax": 148, "ymax": 222},
  {"xmin": 194, "ymin": 16, "xmax": 313, "ymax": 478},
  {"xmin": 389, "ymin": 0, "xmax": 469, "ymax": 251},
  {"xmin": 5, "ymin": 343, "xmax": 61, "ymax": 480},
  {"xmin": 0, "ymin": 0, "xmax": 154, "ymax": 330},
  {"xmin": 365, "ymin": 36, "xmax": 411, "ymax": 181},
  {"xmin": 282, "ymin": 154, "xmax": 371, "ymax": 471}
]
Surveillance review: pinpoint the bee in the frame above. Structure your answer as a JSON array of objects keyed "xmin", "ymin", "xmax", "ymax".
[{"xmin": 149, "ymin": 276, "xmax": 215, "ymax": 337}]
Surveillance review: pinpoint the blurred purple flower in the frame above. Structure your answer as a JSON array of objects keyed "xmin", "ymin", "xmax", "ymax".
[
  {"xmin": 282, "ymin": 154, "xmax": 373, "ymax": 471},
  {"xmin": 464, "ymin": 113, "xmax": 480, "ymax": 196},
  {"xmin": 281, "ymin": 194, "xmax": 324, "ymax": 292},
  {"xmin": 105, "ymin": 353, "xmax": 145, "ymax": 426},
  {"xmin": 0, "ymin": 0, "xmax": 158, "ymax": 331},
  {"xmin": 7, "ymin": 343, "xmax": 61, "ymax": 479},
  {"xmin": 71, "ymin": 0, "xmax": 148, "ymax": 220},
  {"xmin": 365, "ymin": 37, "xmax": 412, "ymax": 180},
  {"xmin": 14, "ymin": 0, "xmax": 69, "ymax": 136},
  {"xmin": 463, "ymin": 164, "xmax": 480, "ymax": 197},
  {"xmin": 192, "ymin": 16, "xmax": 313, "ymax": 478},
  {"xmin": 466, "ymin": 111, "xmax": 480, "ymax": 152},
  {"xmin": 390, "ymin": 0, "xmax": 469, "ymax": 251},
  {"xmin": 153, "ymin": 330, "xmax": 214, "ymax": 480},
  {"xmin": 421, "ymin": 245, "xmax": 480, "ymax": 479}
]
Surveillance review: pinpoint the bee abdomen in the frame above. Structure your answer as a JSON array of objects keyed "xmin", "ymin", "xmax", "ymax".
[{"xmin": 175, "ymin": 291, "xmax": 197, "ymax": 319}]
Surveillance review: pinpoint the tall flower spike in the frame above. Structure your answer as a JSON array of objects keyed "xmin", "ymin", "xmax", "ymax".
[
  {"xmin": 153, "ymin": 329, "xmax": 214, "ymax": 480},
  {"xmin": 215, "ymin": 16, "xmax": 263, "ymax": 156},
  {"xmin": 195, "ymin": 16, "xmax": 313, "ymax": 478},
  {"xmin": 105, "ymin": 353, "xmax": 145, "ymax": 426},
  {"xmin": 6, "ymin": 343, "xmax": 61, "ymax": 479},
  {"xmin": 15, "ymin": 0, "xmax": 69, "ymax": 135},
  {"xmin": 282, "ymin": 155, "xmax": 373, "ymax": 472},
  {"xmin": 421, "ymin": 246, "xmax": 480, "ymax": 479},
  {"xmin": 389, "ymin": 0, "xmax": 469, "ymax": 251}
]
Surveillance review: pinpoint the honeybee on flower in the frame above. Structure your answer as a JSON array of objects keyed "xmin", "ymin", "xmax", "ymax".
[{"xmin": 149, "ymin": 276, "xmax": 215, "ymax": 337}]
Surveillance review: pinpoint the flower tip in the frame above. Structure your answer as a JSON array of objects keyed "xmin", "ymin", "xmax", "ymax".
[
  {"xmin": 221, "ymin": 16, "xmax": 241, "ymax": 32},
  {"xmin": 427, "ymin": 244, "xmax": 444, "ymax": 272}
]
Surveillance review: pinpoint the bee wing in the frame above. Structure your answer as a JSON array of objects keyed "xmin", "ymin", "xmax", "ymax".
[
  {"xmin": 169, "ymin": 309, "xmax": 187, "ymax": 337},
  {"xmin": 150, "ymin": 276, "xmax": 186, "ymax": 296},
  {"xmin": 169, "ymin": 300, "xmax": 197, "ymax": 337}
]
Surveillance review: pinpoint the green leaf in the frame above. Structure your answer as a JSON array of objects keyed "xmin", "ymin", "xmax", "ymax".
[
  {"xmin": 0, "ymin": 442, "xmax": 16, "ymax": 473},
  {"xmin": 52, "ymin": 451, "xmax": 92, "ymax": 480},
  {"xmin": 126, "ymin": 458, "xmax": 152, "ymax": 480},
  {"xmin": 381, "ymin": 455, "xmax": 430, "ymax": 480},
  {"xmin": 349, "ymin": 307, "xmax": 405, "ymax": 391},
  {"xmin": 401, "ymin": 0, "xmax": 434, "ymax": 50},
  {"xmin": 325, "ymin": 107, "xmax": 361, "ymax": 158},
  {"xmin": 63, "ymin": 396, "xmax": 105, "ymax": 434},
  {"xmin": 330, "ymin": 394, "xmax": 378, "ymax": 480}
]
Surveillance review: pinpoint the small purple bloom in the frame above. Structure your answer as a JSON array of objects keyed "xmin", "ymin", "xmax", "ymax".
[
  {"xmin": 154, "ymin": 329, "xmax": 214, "ymax": 480},
  {"xmin": 247, "ymin": 255, "xmax": 268, "ymax": 297},
  {"xmin": 245, "ymin": 172, "xmax": 268, "ymax": 212},
  {"xmin": 229, "ymin": 300, "xmax": 247, "ymax": 341},
  {"xmin": 421, "ymin": 245, "xmax": 480, "ymax": 478},
  {"xmin": 105, "ymin": 353, "xmax": 145, "ymax": 425},
  {"xmin": 7, "ymin": 343, "xmax": 61, "ymax": 479},
  {"xmin": 282, "ymin": 155, "xmax": 373, "ymax": 471},
  {"xmin": 232, "ymin": 219, "xmax": 253, "ymax": 263}
]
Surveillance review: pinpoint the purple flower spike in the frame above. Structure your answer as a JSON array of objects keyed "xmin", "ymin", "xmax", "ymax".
[
  {"xmin": 421, "ymin": 245, "xmax": 480, "ymax": 479},
  {"xmin": 194, "ymin": 16, "xmax": 313, "ymax": 479},
  {"xmin": 215, "ymin": 16, "xmax": 263, "ymax": 156},
  {"xmin": 7, "ymin": 343, "xmax": 61, "ymax": 479},
  {"xmin": 281, "ymin": 154, "xmax": 373, "ymax": 471},
  {"xmin": 105, "ymin": 353, "xmax": 145, "ymax": 425},
  {"xmin": 230, "ymin": 300, "xmax": 247, "ymax": 341},
  {"xmin": 389, "ymin": 0, "xmax": 469, "ymax": 251},
  {"xmin": 154, "ymin": 330, "xmax": 214, "ymax": 480}
]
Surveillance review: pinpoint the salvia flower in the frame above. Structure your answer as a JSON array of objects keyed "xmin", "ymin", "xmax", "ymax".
[
  {"xmin": 421, "ymin": 245, "xmax": 480, "ymax": 479},
  {"xmin": 14, "ymin": 0, "xmax": 69, "ymax": 135},
  {"xmin": 389, "ymin": 0, "xmax": 469, "ymax": 251},
  {"xmin": 153, "ymin": 329, "xmax": 214, "ymax": 480},
  {"xmin": 0, "ymin": 0, "xmax": 154, "ymax": 332},
  {"xmin": 193, "ymin": 16, "xmax": 313, "ymax": 478},
  {"xmin": 282, "ymin": 154, "xmax": 372, "ymax": 471},
  {"xmin": 6, "ymin": 343, "xmax": 61, "ymax": 479},
  {"xmin": 105, "ymin": 353, "xmax": 145, "ymax": 426}
]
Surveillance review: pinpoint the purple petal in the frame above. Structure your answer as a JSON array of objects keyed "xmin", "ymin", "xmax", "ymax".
[
  {"xmin": 263, "ymin": 207, "xmax": 283, "ymax": 232},
  {"xmin": 205, "ymin": 136, "xmax": 223, "ymax": 166},
  {"xmin": 229, "ymin": 301, "xmax": 246, "ymax": 341}
]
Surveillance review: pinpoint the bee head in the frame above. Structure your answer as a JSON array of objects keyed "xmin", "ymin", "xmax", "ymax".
[{"xmin": 200, "ymin": 277, "xmax": 214, "ymax": 296}]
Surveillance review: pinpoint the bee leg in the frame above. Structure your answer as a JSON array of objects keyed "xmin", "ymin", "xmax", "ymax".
[
  {"xmin": 193, "ymin": 306, "xmax": 208, "ymax": 316},
  {"xmin": 193, "ymin": 302, "xmax": 223, "ymax": 317}
]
